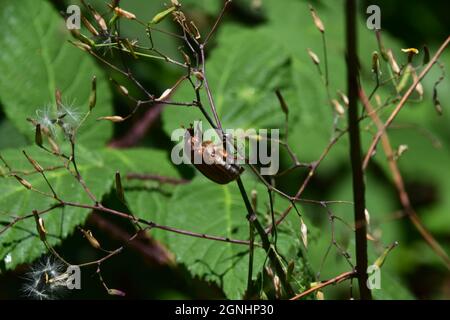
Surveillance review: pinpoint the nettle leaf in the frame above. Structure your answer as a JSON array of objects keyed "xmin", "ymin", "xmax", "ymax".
[
  {"xmin": 0, "ymin": 147, "xmax": 184, "ymax": 270},
  {"xmin": 162, "ymin": 176, "xmax": 267, "ymax": 299},
  {"xmin": 0, "ymin": 146, "xmax": 115, "ymax": 270},
  {"xmin": 0, "ymin": 0, "xmax": 113, "ymax": 148},
  {"xmin": 162, "ymin": 28, "xmax": 289, "ymax": 135}
]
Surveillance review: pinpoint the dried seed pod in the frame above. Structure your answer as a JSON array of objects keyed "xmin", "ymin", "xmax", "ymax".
[
  {"xmin": 35, "ymin": 124, "xmax": 43, "ymax": 147},
  {"xmin": 331, "ymin": 99, "xmax": 345, "ymax": 116},
  {"xmin": 188, "ymin": 21, "xmax": 201, "ymax": 40},
  {"xmin": 23, "ymin": 151, "xmax": 43, "ymax": 173},
  {"xmin": 97, "ymin": 116, "xmax": 125, "ymax": 122},
  {"xmin": 13, "ymin": 175, "xmax": 32, "ymax": 190},
  {"xmin": 155, "ymin": 88, "xmax": 173, "ymax": 102},
  {"xmin": 300, "ymin": 218, "xmax": 308, "ymax": 248},
  {"xmin": 108, "ymin": 288, "xmax": 126, "ymax": 296},
  {"xmin": 309, "ymin": 5, "xmax": 325, "ymax": 33},
  {"xmin": 81, "ymin": 16, "xmax": 99, "ymax": 36},
  {"xmin": 184, "ymin": 128, "xmax": 244, "ymax": 185},
  {"xmin": 80, "ymin": 228, "xmax": 101, "ymax": 249},
  {"xmin": 275, "ymin": 90, "xmax": 289, "ymax": 115},
  {"xmin": 114, "ymin": 7, "xmax": 136, "ymax": 20},
  {"xmin": 33, "ymin": 210, "xmax": 47, "ymax": 241},
  {"xmin": 307, "ymin": 48, "xmax": 320, "ymax": 65},
  {"xmin": 371, "ymin": 51, "xmax": 380, "ymax": 75}
]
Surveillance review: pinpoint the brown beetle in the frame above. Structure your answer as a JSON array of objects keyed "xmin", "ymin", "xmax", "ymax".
[{"xmin": 184, "ymin": 127, "xmax": 244, "ymax": 184}]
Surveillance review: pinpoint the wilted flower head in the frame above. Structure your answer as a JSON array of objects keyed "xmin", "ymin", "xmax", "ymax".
[{"xmin": 22, "ymin": 256, "xmax": 68, "ymax": 300}]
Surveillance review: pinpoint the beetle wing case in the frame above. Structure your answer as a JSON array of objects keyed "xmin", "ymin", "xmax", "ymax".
[{"xmin": 184, "ymin": 128, "xmax": 244, "ymax": 184}]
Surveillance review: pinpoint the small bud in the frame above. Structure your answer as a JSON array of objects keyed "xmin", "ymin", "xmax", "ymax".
[
  {"xmin": 155, "ymin": 88, "xmax": 173, "ymax": 102},
  {"xmin": 307, "ymin": 48, "xmax": 320, "ymax": 65},
  {"xmin": 81, "ymin": 16, "xmax": 99, "ymax": 36},
  {"xmin": 387, "ymin": 49, "xmax": 400, "ymax": 75},
  {"xmin": 371, "ymin": 51, "xmax": 380, "ymax": 75},
  {"xmin": 180, "ymin": 50, "xmax": 191, "ymax": 66},
  {"xmin": 337, "ymin": 90, "xmax": 349, "ymax": 106},
  {"xmin": 149, "ymin": 6, "xmax": 176, "ymax": 24},
  {"xmin": 374, "ymin": 241, "xmax": 398, "ymax": 268},
  {"xmin": 171, "ymin": 0, "xmax": 180, "ymax": 7},
  {"xmin": 396, "ymin": 144, "xmax": 408, "ymax": 158},
  {"xmin": 375, "ymin": 94, "xmax": 382, "ymax": 107},
  {"xmin": 13, "ymin": 174, "xmax": 32, "ymax": 190},
  {"xmin": 35, "ymin": 124, "xmax": 43, "ymax": 147},
  {"xmin": 401, "ymin": 48, "xmax": 419, "ymax": 64},
  {"xmin": 114, "ymin": 7, "xmax": 136, "ymax": 20},
  {"xmin": 97, "ymin": 116, "xmax": 125, "ymax": 123},
  {"xmin": 115, "ymin": 171, "xmax": 125, "ymax": 202},
  {"xmin": 411, "ymin": 70, "xmax": 423, "ymax": 98},
  {"xmin": 23, "ymin": 151, "xmax": 43, "ymax": 173},
  {"xmin": 275, "ymin": 90, "xmax": 289, "ymax": 115},
  {"xmin": 309, "ymin": 5, "xmax": 325, "ymax": 33},
  {"xmin": 331, "ymin": 99, "xmax": 345, "ymax": 116},
  {"xmin": 300, "ymin": 218, "xmax": 308, "ymax": 248},
  {"xmin": 89, "ymin": 76, "xmax": 97, "ymax": 111},
  {"xmin": 33, "ymin": 210, "xmax": 47, "ymax": 241},
  {"xmin": 286, "ymin": 260, "xmax": 295, "ymax": 281},
  {"xmin": 111, "ymin": 79, "xmax": 129, "ymax": 96},
  {"xmin": 80, "ymin": 228, "xmax": 101, "ymax": 249},
  {"xmin": 107, "ymin": 288, "xmax": 126, "ymax": 296},
  {"xmin": 364, "ymin": 209, "xmax": 370, "ymax": 227},
  {"xmin": 93, "ymin": 11, "xmax": 108, "ymax": 32},
  {"xmin": 273, "ymin": 275, "xmax": 281, "ymax": 298},
  {"xmin": 69, "ymin": 29, "xmax": 94, "ymax": 46}
]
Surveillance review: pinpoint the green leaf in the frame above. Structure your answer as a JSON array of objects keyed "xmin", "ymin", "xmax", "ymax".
[
  {"xmin": 0, "ymin": 146, "xmax": 185, "ymax": 270},
  {"xmin": 162, "ymin": 28, "xmax": 290, "ymax": 135},
  {"xmin": 160, "ymin": 176, "xmax": 268, "ymax": 299},
  {"xmin": 0, "ymin": 0, "xmax": 113, "ymax": 148},
  {"xmin": 0, "ymin": 145, "xmax": 115, "ymax": 270},
  {"xmin": 109, "ymin": 148, "xmax": 183, "ymax": 242}
]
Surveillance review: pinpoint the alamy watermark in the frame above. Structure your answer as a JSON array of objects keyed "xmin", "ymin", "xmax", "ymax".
[{"xmin": 170, "ymin": 121, "xmax": 280, "ymax": 176}]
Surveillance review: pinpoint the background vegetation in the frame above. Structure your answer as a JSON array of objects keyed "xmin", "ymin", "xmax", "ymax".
[{"xmin": 0, "ymin": 0, "xmax": 449, "ymax": 299}]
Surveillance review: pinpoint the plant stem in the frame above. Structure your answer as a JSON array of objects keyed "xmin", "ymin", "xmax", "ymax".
[
  {"xmin": 236, "ymin": 177, "xmax": 294, "ymax": 297},
  {"xmin": 345, "ymin": 0, "xmax": 372, "ymax": 300}
]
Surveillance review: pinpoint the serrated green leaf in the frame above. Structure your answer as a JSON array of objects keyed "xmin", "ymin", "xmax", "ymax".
[
  {"xmin": 0, "ymin": 0, "xmax": 113, "ymax": 148},
  {"xmin": 162, "ymin": 28, "xmax": 289, "ymax": 135},
  {"xmin": 161, "ymin": 176, "xmax": 268, "ymax": 299},
  {"xmin": 0, "ymin": 145, "xmax": 115, "ymax": 270}
]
